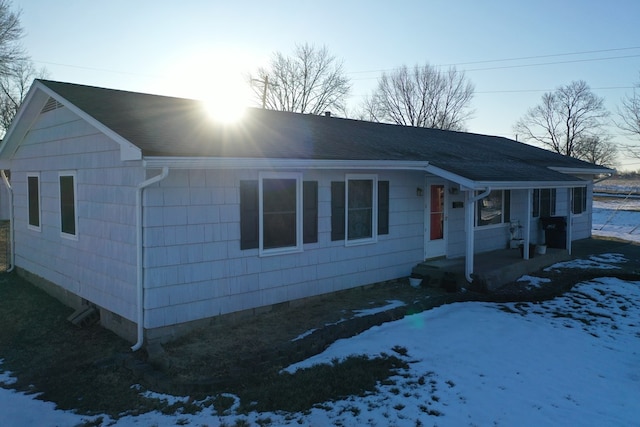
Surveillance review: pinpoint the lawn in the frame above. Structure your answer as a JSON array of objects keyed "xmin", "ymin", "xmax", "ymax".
[{"xmin": 1, "ymin": 246, "xmax": 639, "ymax": 426}]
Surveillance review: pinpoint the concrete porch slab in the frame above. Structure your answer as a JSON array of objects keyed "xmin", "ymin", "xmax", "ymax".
[{"xmin": 413, "ymin": 247, "xmax": 572, "ymax": 291}]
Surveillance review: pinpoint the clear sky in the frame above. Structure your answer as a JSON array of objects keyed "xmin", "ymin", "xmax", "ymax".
[{"xmin": 16, "ymin": 0, "xmax": 640, "ymax": 171}]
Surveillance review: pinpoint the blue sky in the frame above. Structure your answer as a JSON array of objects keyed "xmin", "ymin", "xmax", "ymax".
[{"xmin": 17, "ymin": 0, "xmax": 640, "ymax": 170}]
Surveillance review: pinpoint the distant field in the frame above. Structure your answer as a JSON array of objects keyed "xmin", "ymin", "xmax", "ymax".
[
  {"xmin": 593, "ymin": 197, "xmax": 640, "ymax": 242},
  {"xmin": 595, "ymin": 179, "xmax": 640, "ymax": 196}
]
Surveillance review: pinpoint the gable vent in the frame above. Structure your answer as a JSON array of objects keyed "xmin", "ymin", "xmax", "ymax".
[{"xmin": 40, "ymin": 97, "xmax": 63, "ymax": 114}]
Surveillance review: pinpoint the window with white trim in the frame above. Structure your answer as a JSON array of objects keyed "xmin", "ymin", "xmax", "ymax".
[
  {"xmin": 27, "ymin": 173, "xmax": 41, "ymax": 230},
  {"xmin": 476, "ymin": 190, "xmax": 510, "ymax": 227},
  {"xmin": 240, "ymin": 176, "xmax": 317, "ymax": 253},
  {"xmin": 260, "ymin": 173, "xmax": 302, "ymax": 253},
  {"xmin": 331, "ymin": 177, "xmax": 389, "ymax": 242},
  {"xmin": 59, "ymin": 172, "xmax": 77, "ymax": 237},
  {"xmin": 240, "ymin": 172, "xmax": 302, "ymax": 255},
  {"xmin": 532, "ymin": 188, "xmax": 556, "ymax": 218}
]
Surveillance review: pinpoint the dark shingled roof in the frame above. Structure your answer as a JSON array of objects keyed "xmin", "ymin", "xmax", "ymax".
[{"xmin": 40, "ymin": 80, "xmax": 610, "ymax": 183}]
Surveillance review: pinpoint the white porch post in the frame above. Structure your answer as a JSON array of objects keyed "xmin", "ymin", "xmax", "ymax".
[
  {"xmin": 523, "ymin": 188, "xmax": 532, "ymax": 259},
  {"xmin": 465, "ymin": 190, "xmax": 475, "ymax": 282}
]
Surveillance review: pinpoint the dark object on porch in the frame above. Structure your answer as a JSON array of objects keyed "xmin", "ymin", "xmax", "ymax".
[
  {"xmin": 540, "ymin": 216, "xmax": 567, "ymax": 249},
  {"xmin": 519, "ymin": 244, "xmax": 536, "ymax": 258}
]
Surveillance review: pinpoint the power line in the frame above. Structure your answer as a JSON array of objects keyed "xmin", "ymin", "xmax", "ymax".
[
  {"xmin": 347, "ymin": 46, "xmax": 640, "ymax": 77},
  {"xmin": 464, "ymin": 54, "xmax": 640, "ymax": 73},
  {"xmin": 475, "ymin": 86, "xmax": 635, "ymax": 95}
]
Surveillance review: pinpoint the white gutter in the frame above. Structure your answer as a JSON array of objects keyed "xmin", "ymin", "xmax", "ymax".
[
  {"xmin": 143, "ymin": 157, "xmax": 430, "ymax": 171},
  {"xmin": 594, "ymin": 172, "xmax": 615, "ymax": 184},
  {"xmin": 1, "ymin": 170, "xmax": 14, "ymax": 272},
  {"xmin": 131, "ymin": 167, "xmax": 169, "ymax": 352},
  {"xmin": 465, "ymin": 187, "xmax": 491, "ymax": 283},
  {"xmin": 549, "ymin": 166, "xmax": 616, "ymax": 175}
]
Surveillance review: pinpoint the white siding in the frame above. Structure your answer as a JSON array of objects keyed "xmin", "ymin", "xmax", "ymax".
[
  {"xmin": 9, "ymin": 106, "xmax": 141, "ymax": 321},
  {"xmin": 142, "ymin": 169, "xmax": 425, "ymax": 329},
  {"xmin": 446, "ymin": 186, "xmax": 594, "ymax": 259}
]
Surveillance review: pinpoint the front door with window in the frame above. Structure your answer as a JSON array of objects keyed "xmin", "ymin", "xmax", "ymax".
[{"xmin": 425, "ymin": 179, "xmax": 447, "ymax": 259}]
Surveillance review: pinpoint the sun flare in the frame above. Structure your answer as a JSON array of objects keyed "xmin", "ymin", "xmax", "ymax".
[{"xmin": 162, "ymin": 48, "xmax": 256, "ymax": 123}]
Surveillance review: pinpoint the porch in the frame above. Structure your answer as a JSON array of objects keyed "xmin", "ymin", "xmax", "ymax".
[{"xmin": 412, "ymin": 245, "xmax": 572, "ymax": 292}]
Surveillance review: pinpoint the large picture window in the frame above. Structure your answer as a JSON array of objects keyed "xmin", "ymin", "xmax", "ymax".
[
  {"xmin": 533, "ymin": 188, "xmax": 556, "ymax": 218},
  {"xmin": 240, "ymin": 173, "xmax": 315, "ymax": 255},
  {"xmin": 477, "ymin": 190, "xmax": 510, "ymax": 227},
  {"xmin": 27, "ymin": 173, "xmax": 40, "ymax": 230},
  {"xmin": 59, "ymin": 173, "xmax": 77, "ymax": 237}
]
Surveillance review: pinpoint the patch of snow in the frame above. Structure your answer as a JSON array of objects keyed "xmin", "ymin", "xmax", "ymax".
[
  {"xmin": 292, "ymin": 300, "xmax": 406, "ymax": 342},
  {"xmin": 592, "ymin": 200, "xmax": 640, "ymax": 243},
  {"xmin": 1, "ymin": 272, "xmax": 639, "ymax": 425},
  {"xmin": 517, "ymin": 275, "xmax": 551, "ymax": 289},
  {"xmin": 353, "ymin": 299, "xmax": 405, "ymax": 317},
  {"xmin": 545, "ymin": 253, "xmax": 627, "ymax": 272}
]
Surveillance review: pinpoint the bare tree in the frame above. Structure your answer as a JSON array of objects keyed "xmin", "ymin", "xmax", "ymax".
[
  {"xmin": 616, "ymin": 75, "xmax": 640, "ymax": 158},
  {"xmin": 0, "ymin": 58, "xmax": 47, "ymax": 133},
  {"xmin": 514, "ymin": 80, "xmax": 610, "ymax": 159},
  {"xmin": 0, "ymin": 0, "xmax": 25, "ymax": 77},
  {"xmin": 250, "ymin": 43, "xmax": 351, "ymax": 115},
  {"xmin": 362, "ymin": 63, "xmax": 474, "ymax": 130},
  {"xmin": 573, "ymin": 135, "xmax": 618, "ymax": 168}
]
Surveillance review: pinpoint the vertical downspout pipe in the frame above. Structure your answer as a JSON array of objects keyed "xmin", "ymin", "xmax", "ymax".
[
  {"xmin": 465, "ymin": 187, "xmax": 491, "ymax": 283},
  {"xmin": 1, "ymin": 170, "xmax": 14, "ymax": 272},
  {"xmin": 131, "ymin": 167, "xmax": 169, "ymax": 352}
]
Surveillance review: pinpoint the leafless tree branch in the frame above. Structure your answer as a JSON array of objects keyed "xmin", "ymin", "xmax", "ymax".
[
  {"xmin": 249, "ymin": 43, "xmax": 351, "ymax": 115},
  {"xmin": 362, "ymin": 63, "xmax": 474, "ymax": 131},
  {"xmin": 514, "ymin": 80, "xmax": 612, "ymax": 165}
]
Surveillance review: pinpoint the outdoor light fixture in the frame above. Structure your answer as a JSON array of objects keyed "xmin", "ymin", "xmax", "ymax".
[{"xmin": 416, "ymin": 187, "xmax": 423, "ymax": 196}]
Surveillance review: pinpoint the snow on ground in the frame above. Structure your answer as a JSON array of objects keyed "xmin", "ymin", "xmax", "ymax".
[
  {"xmin": 1, "ymin": 255, "xmax": 639, "ymax": 426},
  {"xmin": 292, "ymin": 299, "xmax": 406, "ymax": 341},
  {"xmin": 593, "ymin": 199, "xmax": 640, "ymax": 243},
  {"xmin": 516, "ymin": 274, "xmax": 551, "ymax": 289}
]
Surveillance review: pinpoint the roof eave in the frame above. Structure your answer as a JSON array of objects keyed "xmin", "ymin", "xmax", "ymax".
[
  {"xmin": 142, "ymin": 157, "xmax": 431, "ymax": 171},
  {"xmin": 549, "ymin": 166, "xmax": 616, "ymax": 175},
  {"xmin": 425, "ymin": 165, "xmax": 588, "ymax": 190}
]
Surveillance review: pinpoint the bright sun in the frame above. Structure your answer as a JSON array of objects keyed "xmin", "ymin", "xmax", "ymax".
[
  {"xmin": 200, "ymin": 74, "xmax": 251, "ymax": 123},
  {"xmin": 162, "ymin": 48, "xmax": 255, "ymax": 123}
]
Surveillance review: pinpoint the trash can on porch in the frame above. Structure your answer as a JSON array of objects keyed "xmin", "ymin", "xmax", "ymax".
[{"xmin": 540, "ymin": 216, "xmax": 567, "ymax": 249}]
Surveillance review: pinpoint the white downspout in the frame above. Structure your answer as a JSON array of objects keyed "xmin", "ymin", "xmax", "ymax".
[
  {"xmin": 465, "ymin": 187, "xmax": 491, "ymax": 283},
  {"xmin": 1, "ymin": 170, "xmax": 14, "ymax": 272},
  {"xmin": 131, "ymin": 167, "xmax": 169, "ymax": 352}
]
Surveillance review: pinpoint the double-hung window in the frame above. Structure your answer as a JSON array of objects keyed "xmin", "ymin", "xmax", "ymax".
[
  {"xmin": 532, "ymin": 188, "xmax": 556, "ymax": 218},
  {"xmin": 27, "ymin": 173, "xmax": 41, "ymax": 231},
  {"xmin": 240, "ymin": 172, "xmax": 316, "ymax": 255},
  {"xmin": 260, "ymin": 173, "xmax": 302, "ymax": 253},
  {"xmin": 572, "ymin": 187, "xmax": 587, "ymax": 214},
  {"xmin": 59, "ymin": 172, "xmax": 77, "ymax": 238},
  {"xmin": 331, "ymin": 175, "xmax": 389, "ymax": 245},
  {"xmin": 476, "ymin": 190, "xmax": 510, "ymax": 227}
]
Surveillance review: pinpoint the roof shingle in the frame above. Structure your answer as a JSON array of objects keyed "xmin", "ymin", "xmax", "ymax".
[{"xmin": 39, "ymin": 80, "xmax": 610, "ymax": 183}]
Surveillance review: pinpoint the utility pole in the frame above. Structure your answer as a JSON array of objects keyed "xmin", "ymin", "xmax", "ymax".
[
  {"xmin": 251, "ymin": 76, "xmax": 268, "ymax": 108},
  {"xmin": 261, "ymin": 76, "xmax": 268, "ymax": 109}
]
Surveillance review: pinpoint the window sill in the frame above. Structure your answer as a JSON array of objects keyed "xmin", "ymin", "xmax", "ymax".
[
  {"xmin": 259, "ymin": 246, "xmax": 303, "ymax": 257},
  {"xmin": 475, "ymin": 222, "xmax": 508, "ymax": 231},
  {"xmin": 345, "ymin": 237, "xmax": 377, "ymax": 247}
]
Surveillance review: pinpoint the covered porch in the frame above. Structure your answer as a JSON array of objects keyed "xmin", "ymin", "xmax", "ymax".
[{"xmin": 412, "ymin": 245, "xmax": 572, "ymax": 292}]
